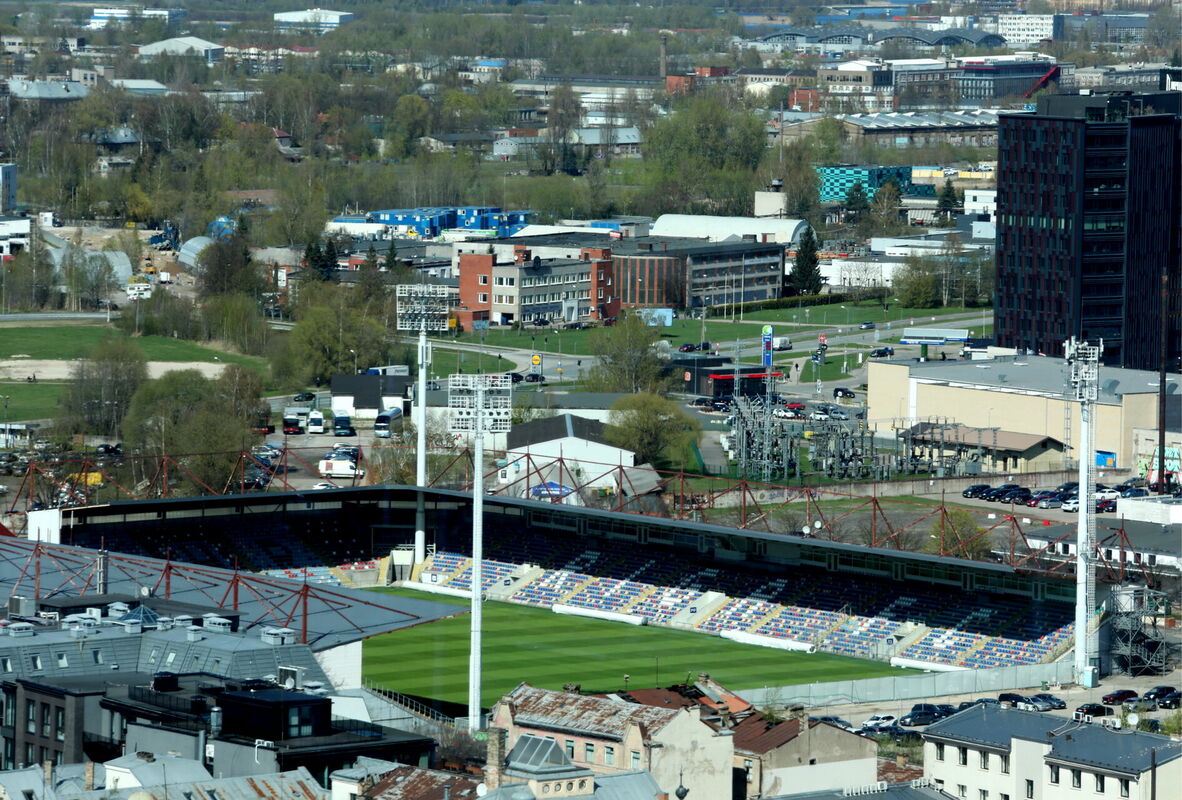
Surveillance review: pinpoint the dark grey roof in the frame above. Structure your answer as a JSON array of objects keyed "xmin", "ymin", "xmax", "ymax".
[
  {"xmin": 923, "ymin": 705, "xmax": 1182, "ymax": 775},
  {"xmin": 0, "ymin": 538, "xmax": 462, "ymax": 652},
  {"xmin": 330, "ymin": 373, "xmax": 414, "ymax": 410},
  {"xmin": 506, "ymin": 414, "xmax": 615, "ymax": 450},
  {"xmin": 874, "ymin": 27, "xmax": 1006, "ymax": 46}
]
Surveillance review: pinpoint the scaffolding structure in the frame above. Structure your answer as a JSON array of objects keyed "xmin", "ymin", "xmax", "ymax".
[
  {"xmin": 1108, "ymin": 584, "xmax": 1173, "ymax": 676},
  {"xmin": 1066, "ymin": 336, "xmax": 1101, "ymax": 685}
]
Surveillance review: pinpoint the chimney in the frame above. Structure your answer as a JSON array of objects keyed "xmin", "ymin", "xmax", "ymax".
[
  {"xmin": 896, "ymin": 753, "xmax": 909, "ymax": 767},
  {"xmin": 660, "ymin": 35, "xmax": 668, "ymax": 79},
  {"xmin": 484, "ymin": 727, "xmax": 507, "ymax": 790},
  {"xmin": 43, "ymin": 760, "xmax": 53, "ymax": 786},
  {"xmin": 84, "ymin": 761, "xmax": 95, "ymax": 791}
]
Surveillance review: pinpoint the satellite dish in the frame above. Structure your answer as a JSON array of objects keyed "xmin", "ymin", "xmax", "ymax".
[
  {"xmin": 476, "ymin": 784, "xmax": 488, "ymax": 798},
  {"xmin": 1128, "ymin": 713, "xmax": 1140, "ymax": 726},
  {"xmin": 283, "ymin": 676, "xmax": 296, "ymax": 690},
  {"xmin": 814, "ymin": 520, "xmax": 822, "ymax": 529}
]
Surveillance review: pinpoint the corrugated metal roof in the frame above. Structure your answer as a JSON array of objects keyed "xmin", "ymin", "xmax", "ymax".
[
  {"xmin": 839, "ymin": 109, "xmax": 1014, "ymax": 130},
  {"xmin": 501, "ymin": 683, "xmax": 681, "ymax": 740},
  {"xmin": 6, "ymin": 79, "xmax": 90, "ymax": 100},
  {"xmin": 369, "ymin": 765, "xmax": 481, "ymax": 800}
]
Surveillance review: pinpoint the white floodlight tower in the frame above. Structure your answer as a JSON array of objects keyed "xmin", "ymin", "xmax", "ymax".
[
  {"xmin": 396, "ymin": 284, "xmax": 450, "ymax": 564},
  {"xmin": 448, "ymin": 373, "xmax": 512, "ymax": 732},
  {"xmin": 1065, "ymin": 337, "xmax": 1101, "ymax": 687}
]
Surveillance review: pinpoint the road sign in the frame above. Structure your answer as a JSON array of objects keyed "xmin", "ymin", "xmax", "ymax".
[
  {"xmin": 761, "ymin": 324, "xmax": 773, "ymax": 336},
  {"xmin": 761, "ymin": 330, "xmax": 773, "ymax": 368},
  {"xmin": 530, "ymin": 354, "xmax": 542, "ymax": 366}
]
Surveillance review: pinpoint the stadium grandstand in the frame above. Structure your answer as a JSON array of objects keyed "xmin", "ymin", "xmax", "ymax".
[{"xmin": 25, "ymin": 485, "xmax": 1100, "ymax": 674}]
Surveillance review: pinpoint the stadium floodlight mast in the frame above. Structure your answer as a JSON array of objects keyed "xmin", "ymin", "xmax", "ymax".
[
  {"xmin": 448, "ymin": 373, "xmax": 512, "ymax": 733},
  {"xmin": 1065, "ymin": 337, "xmax": 1101, "ymax": 687},
  {"xmin": 396, "ymin": 284, "xmax": 450, "ymax": 565}
]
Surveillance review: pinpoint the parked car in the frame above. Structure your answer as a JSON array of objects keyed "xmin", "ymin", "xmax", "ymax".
[
  {"xmin": 861, "ymin": 714, "xmax": 896, "ymax": 730},
  {"xmin": 1031, "ymin": 693, "xmax": 1066, "ymax": 710},
  {"xmin": 957, "ymin": 698, "xmax": 1001, "ymax": 711},
  {"xmin": 998, "ymin": 693, "xmax": 1027, "ymax": 707},
  {"xmin": 1123, "ymin": 698, "xmax": 1157, "ymax": 713},
  {"xmin": 1056, "ymin": 481, "xmax": 1079, "ymax": 493},
  {"xmin": 1096, "ymin": 499, "xmax": 1117, "ymax": 513},
  {"xmin": 784, "ymin": 402, "xmax": 807, "ymax": 411},
  {"xmin": 868, "ymin": 725, "xmax": 923, "ymax": 744},
  {"xmin": 1143, "ymin": 686, "xmax": 1177, "ymax": 702},
  {"xmin": 1094, "ymin": 487, "xmax": 1121, "ymax": 501},
  {"xmin": 1101, "ymin": 689, "xmax": 1138, "ymax": 705},
  {"xmin": 962, "ymin": 484, "xmax": 991, "ymax": 499},
  {"xmin": 1021, "ymin": 696, "xmax": 1056, "ymax": 712},
  {"xmin": 833, "ymin": 387, "xmax": 855, "ymax": 399},
  {"xmin": 293, "ymin": 392, "xmax": 316, "ymax": 402},
  {"xmin": 310, "ymin": 482, "xmax": 335, "ymax": 490},
  {"xmin": 533, "ymin": 317, "xmax": 551, "ymax": 326},
  {"xmin": 690, "ymin": 397, "xmax": 713, "ymax": 407},
  {"xmin": 809, "ymin": 410, "xmax": 831, "ymax": 421},
  {"xmin": 1121, "ymin": 487, "xmax": 1149, "ymax": 498},
  {"xmin": 1026, "ymin": 490, "xmax": 1058, "ymax": 506},
  {"xmin": 1037, "ymin": 493, "xmax": 1066, "ymax": 509},
  {"xmin": 1075, "ymin": 703, "xmax": 1112, "ymax": 717},
  {"xmin": 1157, "ymin": 691, "xmax": 1181, "ymax": 709},
  {"xmin": 563, "ymin": 321, "xmax": 587, "ymax": 330},
  {"xmin": 810, "ymin": 715, "xmax": 853, "ymax": 730},
  {"xmin": 859, "ymin": 321, "xmax": 876, "ymax": 330},
  {"xmin": 524, "ymin": 373, "xmax": 547, "ymax": 383},
  {"xmin": 935, "ymin": 704, "xmax": 958, "ymax": 718},
  {"xmin": 999, "ymin": 488, "xmax": 1034, "ymax": 504},
  {"xmin": 1062, "ymin": 497, "xmax": 1081, "ymax": 512},
  {"xmin": 982, "ymin": 484, "xmax": 1020, "ymax": 501},
  {"xmin": 1116, "ymin": 477, "xmax": 1147, "ymax": 490},
  {"xmin": 678, "ymin": 343, "xmax": 698, "ymax": 353},
  {"xmin": 869, "ymin": 347, "xmax": 895, "ymax": 358},
  {"xmin": 899, "ymin": 711, "xmax": 941, "ymax": 726},
  {"xmin": 829, "ymin": 409, "xmax": 850, "ymax": 420},
  {"xmin": 507, "ymin": 372, "xmax": 524, "ymax": 383}
]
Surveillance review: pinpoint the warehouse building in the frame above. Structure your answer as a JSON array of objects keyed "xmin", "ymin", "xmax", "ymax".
[{"xmin": 273, "ymin": 8, "xmax": 354, "ymax": 34}]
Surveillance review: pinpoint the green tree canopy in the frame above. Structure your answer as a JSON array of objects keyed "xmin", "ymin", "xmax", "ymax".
[
  {"xmin": 787, "ymin": 226, "xmax": 822, "ymax": 296},
  {"xmin": 606, "ymin": 392, "xmax": 699, "ymax": 467},
  {"xmin": 58, "ymin": 336, "xmax": 148, "ymax": 437},
  {"xmin": 587, "ymin": 313, "xmax": 669, "ymax": 394}
]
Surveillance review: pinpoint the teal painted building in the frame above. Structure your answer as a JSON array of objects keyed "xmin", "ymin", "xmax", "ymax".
[{"xmin": 815, "ymin": 164, "xmax": 920, "ymax": 202}]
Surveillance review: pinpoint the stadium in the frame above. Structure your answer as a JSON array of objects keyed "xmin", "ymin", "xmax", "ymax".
[{"xmin": 11, "ymin": 470, "xmax": 1170, "ymax": 710}]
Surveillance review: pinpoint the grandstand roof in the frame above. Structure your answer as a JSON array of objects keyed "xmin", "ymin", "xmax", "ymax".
[
  {"xmin": 873, "ymin": 27, "xmax": 1006, "ymax": 46},
  {"xmin": 507, "ymin": 414, "xmax": 614, "ymax": 450},
  {"xmin": 923, "ymin": 705, "xmax": 1182, "ymax": 773},
  {"xmin": 499, "ymin": 683, "xmax": 682, "ymax": 741},
  {"xmin": 0, "ymin": 538, "xmax": 461, "ymax": 652},
  {"xmin": 838, "ymin": 109, "xmax": 1016, "ymax": 130}
]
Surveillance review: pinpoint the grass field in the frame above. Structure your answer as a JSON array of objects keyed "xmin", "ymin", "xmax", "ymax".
[
  {"xmin": 0, "ymin": 325, "xmax": 265, "ymax": 370},
  {"xmin": 0, "ymin": 382, "xmax": 67, "ymax": 422},
  {"xmin": 364, "ymin": 588, "xmax": 904, "ymax": 707}
]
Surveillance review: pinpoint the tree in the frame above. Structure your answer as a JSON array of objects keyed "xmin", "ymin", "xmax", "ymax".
[
  {"xmin": 587, "ymin": 313, "xmax": 668, "ymax": 394},
  {"xmin": 843, "ymin": 182, "xmax": 870, "ymax": 222},
  {"xmin": 787, "ymin": 226, "xmax": 823, "ymax": 296},
  {"xmin": 539, "ymin": 83, "xmax": 582, "ymax": 175},
  {"xmin": 925, "ymin": 508, "xmax": 992, "ymax": 560},
  {"xmin": 870, "ymin": 178, "xmax": 902, "ymax": 235},
  {"xmin": 893, "ymin": 256, "xmax": 940, "ymax": 308},
  {"xmin": 937, "ymin": 178, "xmax": 960, "ymax": 221},
  {"xmin": 198, "ymin": 235, "xmax": 262, "ymax": 299},
  {"xmin": 287, "ymin": 287, "xmax": 391, "ymax": 383},
  {"xmin": 606, "ymin": 393, "xmax": 699, "ymax": 467},
  {"xmin": 356, "ymin": 244, "xmax": 387, "ymax": 312},
  {"xmin": 770, "ymin": 142, "xmax": 819, "ymax": 220},
  {"xmin": 58, "ymin": 337, "xmax": 148, "ymax": 437},
  {"xmin": 321, "ymin": 239, "xmax": 339, "ymax": 281}
]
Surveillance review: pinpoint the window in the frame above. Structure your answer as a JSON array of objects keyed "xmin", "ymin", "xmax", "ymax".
[
  {"xmin": 1119, "ymin": 780, "xmax": 1129, "ymax": 798},
  {"xmin": 494, "ymin": 277, "xmax": 504, "ymax": 286},
  {"xmin": 1051, "ymin": 766, "xmax": 1061, "ymax": 784},
  {"xmin": 584, "ymin": 743, "xmax": 595, "ymax": 763},
  {"xmin": 147, "ymin": 647, "xmax": 160, "ymax": 664},
  {"xmin": 1002, "ymin": 755, "xmax": 1010, "ymax": 774},
  {"xmin": 479, "ymin": 275, "xmax": 489, "ymax": 285},
  {"xmin": 604, "ymin": 746, "xmax": 615, "ymax": 766},
  {"xmin": 936, "ymin": 743, "xmax": 945, "ymax": 761},
  {"xmin": 55, "ymin": 653, "xmax": 68, "ymax": 668},
  {"xmin": 25, "ymin": 702, "xmax": 35, "ymax": 734},
  {"xmin": 41, "ymin": 705, "xmax": 50, "ymax": 737},
  {"xmin": 980, "ymin": 751, "xmax": 990, "ymax": 770},
  {"xmin": 479, "ymin": 293, "xmax": 488, "ymax": 303},
  {"xmin": 286, "ymin": 705, "xmax": 314, "ymax": 738},
  {"xmin": 957, "ymin": 786, "xmax": 967, "ymax": 798},
  {"xmin": 959, "ymin": 747, "xmax": 968, "ymax": 766},
  {"xmin": 1026, "ymin": 781, "xmax": 1034, "ymax": 799},
  {"xmin": 30, "ymin": 655, "xmax": 41, "ymax": 671},
  {"xmin": 565, "ymin": 740, "xmax": 574, "ymax": 758},
  {"xmin": 744, "ymin": 759, "xmax": 753, "ymax": 782},
  {"xmin": 92, "ymin": 650, "xmax": 103, "ymax": 665},
  {"xmin": 165, "ymin": 651, "xmax": 176, "ymax": 666},
  {"xmin": 1072, "ymin": 770, "xmax": 1082, "ymax": 789},
  {"xmin": 1095, "ymin": 775, "xmax": 1104, "ymax": 793},
  {"xmin": 0, "ymin": 658, "xmax": 10, "ymax": 673},
  {"xmin": 53, "ymin": 709, "xmax": 64, "ymax": 742},
  {"xmin": 631, "ymin": 751, "xmax": 640, "ymax": 769},
  {"xmin": 1002, "ymin": 795, "xmax": 1010, "ymax": 800},
  {"xmin": 980, "ymin": 791, "xmax": 989, "ymax": 800}
]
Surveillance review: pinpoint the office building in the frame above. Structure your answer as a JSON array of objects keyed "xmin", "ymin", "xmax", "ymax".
[
  {"xmin": 815, "ymin": 164, "xmax": 919, "ymax": 202},
  {"xmin": 995, "ymin": 91, "xmax": 1182, "ymax": 369}
]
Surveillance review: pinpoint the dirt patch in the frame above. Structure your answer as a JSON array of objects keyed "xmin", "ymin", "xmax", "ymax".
[{"xmin": 0, "ymin": 359, "xmax": 228, "ymax": 381}]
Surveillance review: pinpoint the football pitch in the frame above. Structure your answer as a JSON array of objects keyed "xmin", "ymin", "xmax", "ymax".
[{"xmin": 364, "ymin": 588, "xmax": 906, "ymax": 707}]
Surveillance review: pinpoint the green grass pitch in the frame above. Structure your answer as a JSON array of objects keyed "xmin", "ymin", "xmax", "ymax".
[{"xmin": 364, "ymin": 588, "xmax": 906, "ymax": 707}]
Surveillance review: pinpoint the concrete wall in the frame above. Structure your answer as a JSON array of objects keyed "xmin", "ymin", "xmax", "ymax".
[
  {"xmin": 650, "ymin": 709, "xmax": 735, "ymax": 800},
  {"xmin": 760, "ymin": 724, "xmax": 877, "ymax": 796},
  {"xmin": 767, "ymin": 757, "xmax": 878, "ymax": 796},
  {"xmin": 315, "ymin": 640, "xmax": 363, "ymax": 690}
]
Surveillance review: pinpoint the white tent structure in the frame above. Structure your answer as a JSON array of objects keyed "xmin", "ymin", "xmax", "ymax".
[{"xmin": 650, "ymin": 214, "xmax": 809, "ymax": 245}]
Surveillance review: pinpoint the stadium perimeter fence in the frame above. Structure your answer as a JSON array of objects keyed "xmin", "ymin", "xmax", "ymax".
[{"xmin": 737, "ymin": 660, "xmax": 1076, "ymax": 708}]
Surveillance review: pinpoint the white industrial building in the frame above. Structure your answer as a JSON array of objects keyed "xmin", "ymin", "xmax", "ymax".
[
  {"xmin": 274, "ymin": 8, "xmax": 354, "ymax": 33},
  {"xmin": 995, "ymin": 14, "xmax": 1060, "ymax": 45},
  {"xmin": 649, "ymin": 214, "xmax": 809, "ymax": 245},
  {"xmin": 138, "ymin": 36, "xmax": 224, "ymax": 63}
]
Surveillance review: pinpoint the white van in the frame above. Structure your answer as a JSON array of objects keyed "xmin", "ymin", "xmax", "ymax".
[
  {"xmin": 307, "ymin": 410, "xmax": 325, "ymax": 434},
  {"xmin": 318, "ymin": 459, "xmax": 365, "ymax": 480}
]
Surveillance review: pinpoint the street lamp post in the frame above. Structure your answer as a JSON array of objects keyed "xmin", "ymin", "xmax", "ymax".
[{"xmin": 348, "ymin": 348, "xmax": 357, "ymax": 374}]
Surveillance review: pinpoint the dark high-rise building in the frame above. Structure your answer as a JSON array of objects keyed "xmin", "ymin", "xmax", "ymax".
[{"xmin": 995, "ymin": 90, "xmax": 1182, "ymax": 370}]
